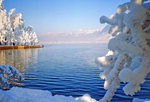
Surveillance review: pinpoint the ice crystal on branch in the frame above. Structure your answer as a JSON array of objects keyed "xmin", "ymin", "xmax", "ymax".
[{"xmin": 97, "ymin": 0, "xmax": 150, "ymax": 101}]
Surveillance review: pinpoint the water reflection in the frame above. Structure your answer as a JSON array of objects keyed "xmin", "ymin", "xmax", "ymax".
[{"xmin": 0, "ymin": 48, "xmax": 38, "ymax": 75}]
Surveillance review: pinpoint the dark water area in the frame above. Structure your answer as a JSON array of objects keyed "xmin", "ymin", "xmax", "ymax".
[{"xmin": 0, "ymin": 44, "xmax": 150, "ymax": 102}]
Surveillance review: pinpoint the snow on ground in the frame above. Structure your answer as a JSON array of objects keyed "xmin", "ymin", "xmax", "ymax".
[
  {"xmin": 0, "ymin": 87, "xmax": 149, "ymax": 102},
  {"xmin": 0, "ymin": 87, "xmax": 97, "ymax": 102}
]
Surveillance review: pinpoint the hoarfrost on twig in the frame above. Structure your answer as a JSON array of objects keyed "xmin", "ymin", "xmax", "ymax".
[{"xmin": 97, "ymin": 0, "xmax": 150, "ymax": 101}]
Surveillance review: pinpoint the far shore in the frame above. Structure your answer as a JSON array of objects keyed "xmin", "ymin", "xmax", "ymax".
[{"xmin": 0, "ymin": 45, "xmax": 44, "ymax": 50}]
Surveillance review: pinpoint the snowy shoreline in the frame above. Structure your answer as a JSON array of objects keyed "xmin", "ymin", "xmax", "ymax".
[
  {"xmin": 0, "ymin": 87, "xmax": 148, "ymax": 102},
  {"xmin": 0, "ymin": 45, "xmax": 43, "ymax": 50},
  {"xmin": 0, "ymin": 87, "xmax": 96, "ymax": 102}
]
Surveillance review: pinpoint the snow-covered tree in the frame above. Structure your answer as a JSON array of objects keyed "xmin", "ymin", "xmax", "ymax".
[
  {"xmin": 97, "ymin": 0, "xmax": 150, "ymax": 101},
  {"xmin": 0, "ymin": 0, "xmax": 7, "ymax": 46},
  {"xmin": 0, "ymin": 0, "xmax": 39, "ymax": 46},
  {"xmin": 30, "ymin": 32, "xmax": 38, "ymax": 45}
]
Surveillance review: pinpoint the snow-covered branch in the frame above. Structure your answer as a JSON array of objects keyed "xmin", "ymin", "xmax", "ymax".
[
  {"xmin": 0, "ymin": 65, "xmax": 23, "ymax": 89},
  {"xmin": 97, "ymin": 0, "xmax": 150, "ymax": 101}
]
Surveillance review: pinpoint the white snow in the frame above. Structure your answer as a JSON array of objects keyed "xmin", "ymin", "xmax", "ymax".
[
  {"xmin": 0, "ymin": 87, "xmax": 98, "ymax": 102},
  {"xmin": 0, "ymin": 0, "xmax": 39, "ymax": 46},
  {"xmin": 0, "ymin": 86, "xmax": 149, "ymax": 102},
  {"xmin": 97, "ymin": 0, "xmax": 150, "ymax": 101},
  {"xmin": 119, "ymin": 68, "xmax": 135, "ymax": 83}
]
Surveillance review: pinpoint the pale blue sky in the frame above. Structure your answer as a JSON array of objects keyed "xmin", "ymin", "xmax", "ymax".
[{"xmin": 3, "ymin": 0, "xmax": 129, "ymax": 35}]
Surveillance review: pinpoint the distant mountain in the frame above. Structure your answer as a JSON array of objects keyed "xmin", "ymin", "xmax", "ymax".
[{"xmin": 39, "ymin": 25, "xmax": 111, "ymax": 44}]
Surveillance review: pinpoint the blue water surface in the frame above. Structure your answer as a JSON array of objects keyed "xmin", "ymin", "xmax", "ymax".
[{"xmin": 0, "ymin": 44, "xmax": 150, "ymax": 102}]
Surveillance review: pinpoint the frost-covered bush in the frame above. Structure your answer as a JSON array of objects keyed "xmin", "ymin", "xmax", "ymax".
[
  {"xmin": 0, "ymin": 0, "xmax": 39, "ymax": 46},
  {"xmin": 97, "ymin": 0, "xmax": 150, "ymax": 102},
  {"xmin": 0, "ymin": 65, "xmax": 23, "ymax": 89}
]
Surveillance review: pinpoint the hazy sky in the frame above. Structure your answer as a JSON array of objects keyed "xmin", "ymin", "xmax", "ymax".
[{"xmin": 3, "ymin": 0, "xmax": 129, "ymax": 35}]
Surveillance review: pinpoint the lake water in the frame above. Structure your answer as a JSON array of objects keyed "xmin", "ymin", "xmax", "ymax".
[{"xmin": 0, "ymin": 44, "xmax": 150, "ymax": 102}]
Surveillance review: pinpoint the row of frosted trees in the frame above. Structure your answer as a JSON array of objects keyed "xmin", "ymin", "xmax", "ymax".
[{"xmin": 0, "ymin": 0, "xmax": 38, "ymax": 46}]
